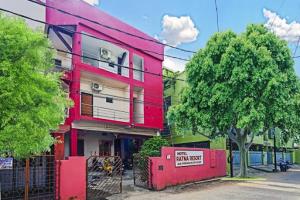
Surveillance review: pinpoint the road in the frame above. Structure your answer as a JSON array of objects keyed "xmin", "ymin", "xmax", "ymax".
[{"xmin": 109, "ymin": 166, "xmax": 300, "ymax": 200}]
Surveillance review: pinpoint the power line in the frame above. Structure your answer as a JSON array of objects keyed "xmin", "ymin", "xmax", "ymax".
[
  {"xmin": 53, "ymin": 47, "xmax": 187, "ymax": 81},
  {"xmin": 0, "ymin": 7, "xmax": 187, "ymax": 82},
  {"xmin": 269, "ymin": 0, "xmax": 286, "ymax": 27},
  {"xmin": 78, "ymin": 90, "xmax": 164, "ymax": 108},
  {"xmin": 0, "ymin": 7, "xmax": 189, "ymax": 62},
  {"xmin": 294, "ymin": 36, "xmax": 300, "ymax": 57},
  {"xmin": 73, "ymin": 88, "xmax": 181, "ymax": 108},
  {"xmin": 27, "ymin": 0, "xmax": 197, "ymax": 54},
  {"xmin": 214, "ymin": 0, "xmax": 220, "ymax": 32}
]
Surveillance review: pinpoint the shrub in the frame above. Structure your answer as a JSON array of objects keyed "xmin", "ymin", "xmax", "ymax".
[{"xmin": 139, "ymin": 136, "xmax": 170, "ymax": 158}]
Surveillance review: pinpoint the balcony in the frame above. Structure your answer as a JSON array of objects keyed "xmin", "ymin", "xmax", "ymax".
[
  {"xmin": 80, "ymin": 72, "xmax": 130, "ymax": 123},
  {"xmin": 81, "ymin": 103, "xmax": 129, "ymax": 122},
  {"xmin": 81, "ymin": 34, "xmax": 129, "ymax": 77},
  {"xmin": 48, "ymin": 25, "xmax": 74, "ymax": 71}
]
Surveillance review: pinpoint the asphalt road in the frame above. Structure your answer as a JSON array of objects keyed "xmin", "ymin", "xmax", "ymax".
[{"xmin": 109, "ymin": 166, "xmax": 300, "ymax": 200}]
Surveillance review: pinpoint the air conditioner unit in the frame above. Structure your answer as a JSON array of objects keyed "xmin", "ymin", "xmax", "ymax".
[
  {"xmin": 91, "ymin": 83, "xmax": 103, "ymax": 92},
  {"xmin": 99, "ymin": 48, "xmax": 112, "ymax": 60}
]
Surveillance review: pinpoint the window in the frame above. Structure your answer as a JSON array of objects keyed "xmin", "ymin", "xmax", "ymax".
[
  {"xmin": 81, "ymin": 34, "xmax": 129, "ymax": 77},
  {"xmin": 164, "ymin": 79, "xmax": 171, "ymax": 90},
  {"xmin": 106, "ymin": 97, "xmax": 113, "ymax": 103},
  {"xmin": 54, "ymin": 59, "xmax": 62, "ymax": 67},
  {"xmin": 133, "ymin": 54, "xmax": 144, "ymax": 81},
  {"xmin": 99, "ymin": 141, "xmax": 112, "ymax": 156},
  {"xmin": 133, "ymin": 87, "xmax": 144, "ymax": 124},
  {"xmin": 164, "ymin": 96, "xmax": 172, "ymax": 112}
]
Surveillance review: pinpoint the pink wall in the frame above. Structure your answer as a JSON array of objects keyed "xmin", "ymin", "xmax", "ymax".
[
  {"xmin": 150, "ymin": 147, "xmax": 227, "ymax": 190},
  {"xmin": 56, "ymin": 157, "xmax": 86, "ymax": 200}
]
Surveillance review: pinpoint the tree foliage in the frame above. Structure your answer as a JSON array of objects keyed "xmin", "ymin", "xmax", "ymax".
[
  {"xmin": 168, "ymin": 24, "xmax": 300, "ymax": 177},
  {"xmin": 139, "ymin": 136, "xmax": 170, "ymax": 158},
  {"xmin": 0, "ymin": 14, "xmax": 71, "ymax": 158}
]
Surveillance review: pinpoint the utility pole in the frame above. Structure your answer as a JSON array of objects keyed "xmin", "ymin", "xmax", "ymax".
[
  {"xmin": 229, "ymin": 138, "xmax": 234, "ymax": 177},
  {"xmin": 271, "ymin": 128, "xmax": 278, "ymax": 172}
]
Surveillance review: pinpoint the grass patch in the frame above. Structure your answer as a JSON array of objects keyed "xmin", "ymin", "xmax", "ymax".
[{"xmin": 222, "ymin": 177, "xmax": 266, "ymax": 181}]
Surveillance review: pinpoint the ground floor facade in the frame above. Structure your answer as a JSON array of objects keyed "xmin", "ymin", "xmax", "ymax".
[{"xmin": 54, "ymin": 120, "xmax": 159, "ymax": 168}]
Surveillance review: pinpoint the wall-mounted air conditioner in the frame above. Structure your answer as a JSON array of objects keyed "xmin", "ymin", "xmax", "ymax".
[
  {"xmin": 91, "ymin": 82, "xmax": 103, "ymax": 92},
  {"xmin": 99, "ymin": 48, "xmax": 112, "ymax": 60}
]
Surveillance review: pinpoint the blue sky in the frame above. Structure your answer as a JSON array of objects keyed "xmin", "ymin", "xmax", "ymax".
[{"xmin": 85, "ymin": 0, "xmax": 300, "ymax": 75}]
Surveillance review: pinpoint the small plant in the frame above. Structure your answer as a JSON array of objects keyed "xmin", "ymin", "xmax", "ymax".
[
  {"xmin": 134, "ymin": 136, "xmax": 169, "ymax": 182},
  {"xmin": 139, "ymin": 136, "xmax": 170, "ymax": 158}
]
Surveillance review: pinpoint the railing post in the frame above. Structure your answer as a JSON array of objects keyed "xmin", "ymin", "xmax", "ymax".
[{"xmin": 24, "ymin": 158, "xmax": 30, "ymax": 200}]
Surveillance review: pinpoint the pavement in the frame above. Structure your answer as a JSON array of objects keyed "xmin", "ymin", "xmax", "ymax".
[{"xmin": 108, "ymin": 165, "xmax": 300, "ymax": 200}]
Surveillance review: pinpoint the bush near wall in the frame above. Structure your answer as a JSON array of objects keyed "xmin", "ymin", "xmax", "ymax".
[{"xmin": 134, "ymin": 136, "xmax": 170, "ymax": 181}]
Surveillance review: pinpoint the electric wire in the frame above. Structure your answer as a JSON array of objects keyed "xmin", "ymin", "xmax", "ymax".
[
  {"xmin": 0, "ymin": 7, "xmax": 189, "ymax": 62},
  {"xmin": 0, "ymin": 7, "xmax": 188, "ymax": 82},
  {"xmin": 27, "ymin": 0, "xmax": 197, "ymax": 54},
  {"xmin": 214, "ymin": 0, "xmax": 220, "ymax": 32}
]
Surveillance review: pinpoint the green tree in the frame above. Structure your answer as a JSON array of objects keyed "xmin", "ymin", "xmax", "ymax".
[
  {"xmin": 139, "ymin": 136, "xmax": 170, "ymax": 158},
  {"xmin": 0, "ymin": 14, "xmax": 71, "ymax": 158},
  {"xmin": 168, "ymin": 24, "xmax": 300, "ymax": 177}
]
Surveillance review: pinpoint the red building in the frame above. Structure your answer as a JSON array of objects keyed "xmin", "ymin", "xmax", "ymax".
[{"xmin": 47, "ymin": 0, "xmax": 164, "ymax": 161}]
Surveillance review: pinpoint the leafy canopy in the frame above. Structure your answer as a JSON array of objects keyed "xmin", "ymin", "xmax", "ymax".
[
  {"xmin": 139, "ymin": 136, "xmax": 170, "ymax": 158},
  {"xmin": 0, "ymin": 14, "xmax": 71, "ymax": 158},
  {"xmin": 168, "ymin": 24, "xmax": 300, "ymax": 141}
]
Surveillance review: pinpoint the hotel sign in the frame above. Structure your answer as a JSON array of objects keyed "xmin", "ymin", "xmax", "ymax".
[{"xmin": 175, "ymin": 150, "xmax": 204, "ymax": 167}]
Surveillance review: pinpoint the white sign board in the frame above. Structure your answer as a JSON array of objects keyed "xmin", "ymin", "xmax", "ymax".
[
  {"xmin": 0, "ymin": 157, "xmax": 13, "ymax": 170},
  {"xmin": 175, "ymin": 150, "xmax": 203, "ymax": 167}
]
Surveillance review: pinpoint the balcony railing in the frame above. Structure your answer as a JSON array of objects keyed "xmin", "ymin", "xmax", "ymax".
[
  {"xmin": 81, "ymin": 103, "xmax": 146, "ymax": 123},
  {"xmin": 81, "ymin": 103, "xmax": 130, "ymax": 122}
]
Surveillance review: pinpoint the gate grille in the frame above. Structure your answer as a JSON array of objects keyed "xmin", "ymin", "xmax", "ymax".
[
  {"xmin": 86, "ymin": 156, "xmax": 122, "ymax": 200},
  {"xmin": 133, "ymin": 155, "xmax": 152, "ymax": 189},
  {"xmin": 0, "ymin": 155, "xmax": 56, "ymax": 200}
]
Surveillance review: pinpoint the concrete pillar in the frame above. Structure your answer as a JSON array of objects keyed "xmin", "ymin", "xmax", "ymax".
[{"xmin": 70, "ymin": 128, "xmax": 78, "ymax": 156}]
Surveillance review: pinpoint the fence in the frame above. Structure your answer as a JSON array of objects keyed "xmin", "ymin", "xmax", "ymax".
[
  {"xmin": 0, "ymin": 155, "xmax": 56, "ymax": 200},
  {"xmin": 249, "ymin": 151, "xmax": 263, "ymax": 166}
]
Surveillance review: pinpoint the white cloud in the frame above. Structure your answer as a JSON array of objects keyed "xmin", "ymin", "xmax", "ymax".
[
  {"xmin": 163, "ymin": 57, "xmax": 188, "ymax": 72},
  {"xmin": 142, "ymin": 15, "xmax": 149, "ymax": 21},
  {"xmin": 161, "ymin": 15, "xmax": 199, "ymax": 47},
  {"xmin": 263, "ymin": 8, "xmax": 300, "ymax": 43},
  {"xmin": 83, "ymin": 0, "xmax": 99, "ymax": 5}
]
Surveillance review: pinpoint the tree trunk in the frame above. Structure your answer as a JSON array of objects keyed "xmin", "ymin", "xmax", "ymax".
[
  {"xmin": 237, "ymin": 134, "xmax": 248, "ymax": 177},
  {"xmin": 228, "ymin": 127, "xmax": 254, "ymax": 178}
]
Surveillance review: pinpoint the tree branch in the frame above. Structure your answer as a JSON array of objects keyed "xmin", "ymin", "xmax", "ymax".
[
  {"xmin": 228, "ymin": 127, "xmax": 238, "ymax": 144},
  {"xmin": 245, "ymin": 132, "xmax": 255, "ymax": 150}
]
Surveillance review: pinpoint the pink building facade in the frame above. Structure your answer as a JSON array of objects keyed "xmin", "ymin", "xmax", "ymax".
[{"xmin": 47, "ymin": 0, "xmax": 164, "ymax": 161}]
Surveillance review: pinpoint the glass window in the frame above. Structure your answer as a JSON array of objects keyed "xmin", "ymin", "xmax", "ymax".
[{"xmin": 133, "ymin": 54, "xmax": 144, "ymax": 81}]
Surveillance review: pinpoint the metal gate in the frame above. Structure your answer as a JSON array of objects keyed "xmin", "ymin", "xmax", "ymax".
[
  {"xmin": 0, "ymin": 155, "xmax": 56, "ymax": 200},
  {"xmin": 232, "ymin": 151, "xmax": 240, "ymax": 166},
  {"xmin": 86, "ymin": 156, "xmax": 122, "ymax": 200},
  {"xmin": 133, "ymin": 155, "xmax": 152, "ymax": 189},
  {"xmin": 267, "ymin": 152, "xmax": 273, "ymax": 164},
  {"xmin": 285, "ymin": 152, "xmax": 293, "ymax": 163},
  {"xmin": 249, "ymin": 151, "xmax": 263, "ymax": 166}
]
